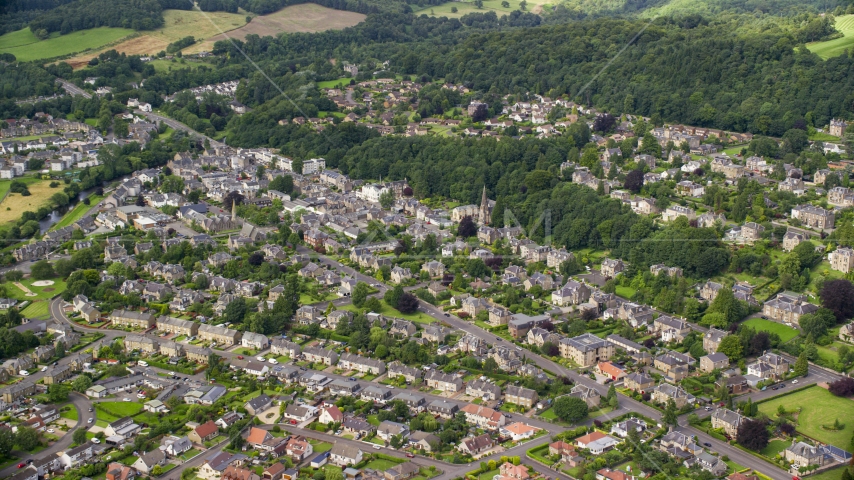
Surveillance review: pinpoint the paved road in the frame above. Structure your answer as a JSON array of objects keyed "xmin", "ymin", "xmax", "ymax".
[
  {"xmin": 135, "ymin": 111, "xmax": 222, "ymax": 147},
  {"xmin": 0, "ymin": 393, "xmax": 92, "ymax": 478},
  {"xmin": 56, "ymin": 79, "xmax": 92, "ymax": 99}
]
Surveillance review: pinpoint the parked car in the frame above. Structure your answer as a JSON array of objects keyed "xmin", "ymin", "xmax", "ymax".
[
  {"xmin": 17, "ymin": 463, "xmax": 25, "ymax": 469},
  {"xmin": 792, "ymin": 379, "xmax": 799, "ymax": 384},
  {"xmin": 703, "ymin": 442, "xmax": 712, "ymax": 447},
  {"xmin": 87, "ymin": 418, "xmax": 93, "ymax": 423},
  {"xmin": 406, "ymin": 453, "xmax": 414, "ymax": 458},
  {"xmin": 237, "ymin": 355, "xmax": 244, "ymax": 359}
]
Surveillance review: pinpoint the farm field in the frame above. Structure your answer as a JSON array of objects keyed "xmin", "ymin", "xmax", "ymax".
[
  {"xmin": 203, "ymin": 3, "xmax": 365, "ymax": 50},
  {"xmin": 757, "ymin": 386, "xmax": 854, "ymax": 448},
  {"xmin": 808, "ymin": 15, "xmax": 854, "ymax": 59},
  {"xmin": 0, "ymin": 27, "xmax": 134, "ymax": 62},
  {"xmin": 0, "ymin": 177, "xmax": 59, "ymax": 224},
  {"xmin": 740, "ymin": 318, "xmax": 799, "ymax": 342},
  {"xmin": 63, "ymin": 9, "xmax": 248, "ymax": 68},
  {"xmin": 414, "ymin": 0, "xmax": 552, "ymax": 18}
]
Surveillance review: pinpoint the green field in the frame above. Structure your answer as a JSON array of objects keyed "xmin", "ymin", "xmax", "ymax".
[
  {"xmin": 2, "ymin": 278, "xmax": 68, "ymax": 302},
  {"xmin": 52, "ymin": 195, "xmax": 103, "ymax": 231},
  {"xmin": 95, "ymin": 401, "xmax": 144, "ymax": 422},
  {"xmin": 317, "ymin": 77, "xmax": 351, "ymax": 89},
  {"xmin": 808, "ymin": 15, "xmax": 854, "ymax": 59},
  {"xmin": 0, "ymin": 27, "xmax": 134, "ymax": 62},
  {"xmin": 759, "ymin": 439, "xmax": 789, "ymax": 458},
  {"xmin": 740, "ymin": 318, "xmax": 799, "ymax": 342},
  {"xmin": 757, "ymin": 386, "xmax": 854, "ymax": 447},
  {"xmin": 20, "ymin": 301, "xmax": 50, "ymax": 319},
  {"xmin": 342, "ymin": 299, "xmax": 435, "ymax": 324},
  {"xmin": 413, "ymin": 0, "xmax": 552, "ymax": 18}
]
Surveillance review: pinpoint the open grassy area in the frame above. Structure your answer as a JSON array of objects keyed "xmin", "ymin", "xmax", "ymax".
[
  {"xmin": 364, "ymin": 458, "xmax": 404, "ymax": 470},
  {"xmin": 757, "ymin": 386, "xmax": 854, "ymax": 447},
  {"xmin": 0, "ymin": 26, "xmax": 134, "ymax": 62},
  {"xmin": 801, "ymin": 467, "xmax": 849, "ymax": 480},
  {"xmin": 810, "ymin": 131, "xmax": 841, "ymax": 142},
  {"xmin": 615, "ymin": 286, "xmax": 636, "ymax": 299},
  {"xmin": 52, "ymin": 195, "xmax": 103, "ymax": 231},
  {"xmin": 413, "ymin": 0, "xmax": 552, "ymax": 18},
  {"xmin": 95, "ymin": 401, "xmax": 144, "ymax": 422},
  {"xmin": 60, "ymin": 406, "xmax": 79, "ymax": 421},
  {"xmin": 759, "ymin": 439, "xmax": 789, "ymax": 458},
  {"xmin": 20, "ymin": 301, "xmax": 50, "ymax": 319},
  {"xmin": 0, "ymin": 178, "xmax": 61, "ymax": 224},
  {"xmin": 207, "ymin": 4, "xmax": 364, "ymax": 44},
  {"xmin": 740, "ymin": 318, "xmax": 799, "ymax": 342},
  {"xmin": 63, "ymin": 9, "xmax": 247, "ymax": 67},
  {"xmin": 808, "ymin": 15, "xmax": 854, "ymax": 59},
  {"xmin": 341, "ymin": 299, "xmax": 436, "ymax": 324},
  {"xmin": 3, "ymin": 278, "xmax": 67, "ymax": 302}
]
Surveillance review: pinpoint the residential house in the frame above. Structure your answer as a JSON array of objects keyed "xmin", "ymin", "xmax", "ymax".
[
  {"xmin": 576, "ymin": 431, "xmax": 620, "ymax": 455},
  {"xmin": 700, "ymin": 353, "xmax": 729, "ymax": 373},
  {"xmin": 711, "ymin": 408, "xmax": 744, "ymax": 437},
  {"xmin": 559, "ymin": 333, "xmax": 614, "ymax": 367},
  {"xmin": 457, "ymin": 434, "xmax": 495, "ymax": 456},
  {"xmin": 651, "ymin": 383, "xmax": 696, "ymax": 408}
]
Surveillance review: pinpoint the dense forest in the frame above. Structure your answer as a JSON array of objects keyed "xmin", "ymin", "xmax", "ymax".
[
  {"xmin": 27, "ymin": 0, "xmax": 167, "ymax": 34},
  {"xmin": 209, "ymin": 12, "xmax": 852, "ymax": 135}
]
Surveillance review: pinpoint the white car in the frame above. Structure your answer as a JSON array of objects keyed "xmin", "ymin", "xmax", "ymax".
[
  {"xmin": 18, "ymin": 370, "xmax": 29, "ymax": 376},
  {"xmin": 138, "ymin": 361, "xmax": 148, "ymax": 367},
  {"xmin": 41, "ymin": 366, "xmax": 48, "ymax": 372},
  {"xmin": 92, "ymin": 438, "xmax": 101, "ymax": 444},
  {"xmin": 47, "ymin": 429, "xmax": 54, "ymax": 433},
  {"xmin": 268, "ymin": 358, "xmax": 278, "ymax": 365},
  {"xmin": 87, "ymin": 418, "xmax": 93, "ymax": 424},
  {"xmin": 256, "ymin": 356, "xmax": 265, "ymax": 362},
  {"xmin": 792, "ymin": 379, "xmax": 799, "ymax": 384},
  {"xmin": 123, "ymin": 398, "xmax": 132, "ymax": 402}
]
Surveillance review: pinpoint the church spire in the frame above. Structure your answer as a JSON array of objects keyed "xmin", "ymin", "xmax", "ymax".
[
  {"xmin": 479, "ymin": 185, "xmax": 490, "ymax": 225},
  {"xmin": 232, "ymin": 199, "xmax": 237, "ymax": 222}
]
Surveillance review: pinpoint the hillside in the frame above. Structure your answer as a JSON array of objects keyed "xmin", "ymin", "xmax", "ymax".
[{"xmin": 808, "ymin": 14, "xmax": 854, "ymax": 59}]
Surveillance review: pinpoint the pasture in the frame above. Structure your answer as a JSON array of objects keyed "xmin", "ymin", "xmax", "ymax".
[
  {"xmin": 414, "ymin": 0, "xmax": 552, "ymax": 18},
  {"xmin": 757, "ymin": 385, "xmax": 854, "ymax": 448},
  {"xmin": 64, "ymin": 9, "xmax": 247, "ymax": 67},
  {"xmin": 204, "ymin": 3, "xmax": 365, "ymax": 47},
  {"xmin": 0, "ymin": 178, "xmax": 60, "ymax": 224},
  {"xmin": 0, "ymin": 27, "xmax": 133, "ymax": 62},
  {"xmin": 808, "ymin": 15, "xmax": 854, "ymax": 59}
]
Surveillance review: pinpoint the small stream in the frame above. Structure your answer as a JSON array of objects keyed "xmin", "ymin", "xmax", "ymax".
[{"xmin": 38, "ymin": 187, "xmax": 98, "ymax": 232}]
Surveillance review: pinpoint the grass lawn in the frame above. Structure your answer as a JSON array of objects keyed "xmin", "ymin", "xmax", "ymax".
[
  {"xmin": 538, "ymin": 408, "xmax": 558, "ymax": 420},
  {"xmin": 309, "ymin": 440, "xmax": 333, "ymax": 453},
  {"xmin": 95, "ymin": 401, "xmax": 144, "ymax": 422},
  {"xmin": 366, "ymin": 414, "xmax": 380, "ymax": 426},
  {"xmin": 3, "ymin": 278, "xmax": 68, "ymax": 302},
  {"xmin": 800, "ymin": 467, "xmax": 848, "ymax": 480},
  {"xmin": 757, "ymin": 386, "xmax": 854, "ymax": 447},
  {"xmin": 52, "ymin": 195, "xmax": 103, "ymax": 230},
  {"xmin": 759, "ymin": 439, "xmax": 789, "ymax": 458},
  {"xmin": 808, "ymin": 14, "xmax": 854, "ymax": 59},
  {"xmin": 342, "ymin": 300, "xmax": 435, "ymax": 324},
  {"xmin": 740, "ymin": 318, "xmax": 799, "ymax": 342},
  {"xmin": 299, "ymin": 292, "xmax": 337, "ymax": 305},
  {"xmin": 0, "ymin": 26, "xmax": 134, "ymax": 62},
  {"xmin": 810, "ymin": 131, "xmax": 841, "ymax": 142},
  {"xmin": 60, "ymin": 407, "xmax": 79, "ymax": 421},
  {"xmin": 615, "ymin": 286, "xmax": 636, "ymax": 299},
  {"xmin": 475, "ymin": 468, "xmax": 500, "ymax": 480},
  {"xmin": 20, "ymin": 301, "xmax": 50, "ymax": 319},
  {"xmin": 365, "ymin": 458, "xmax": 404, "ymax": 470},
  {"xmin": 590, "ymin": 406, "xmax": 616, "ymax": 418},
  {"xmin": 317, "ymin": 77, "xmax": 351, "ymax": 88}
]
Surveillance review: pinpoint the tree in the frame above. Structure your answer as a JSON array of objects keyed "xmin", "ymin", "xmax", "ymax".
[
  {"xmin": 458, "ymin": 216, "xmax": 477, "ymax": 238},
  {"xmin": 48, "ymin": 383, "xmax": 70, "ymax": 403},
  {"xmin": 624, "ymin": 169, "xmax": 644, "ymax": 193},
  {"xmin": 72, "ymin": 428, "xmax": 87, "ymax": 445},
  {"xmin": 72, "ymin": 375, "xmax": 93, "ymax": 392},
  {"xmin": 593, "ymin": 113, "xmax": 616, "ymax": 133},
  {"xmin": 821, "ymin": 279, "xmax": 854, "ymax": 322},
  {"xmin": 0, "ymin": 427, "xmax": 13, "ymax": 456},
  {"xmin": 384, "ymin": 285, "xmax": 404, "ymax": 309},
  {"xmin": 663, "ymin": 399, "xmax": 678, "ymax": 426},
  {"xmin": 737, "ymin": 418, "xmax": 770, "ymax": 451},
  {"xmin": 152, "ymin": 465, "xmax": 163, "ymax": 476},
  {"xmin": 379, "ymin": 190, "xmax": 395, "ymax": 210},
  {"xmin": 31, "ymin": 260, "xmax": 55, "ymax": 280},
  {"xmin": 794, "ymin": 351, "xmax": 809, "ymax": 377},
  {"xmin": 707, "ymin": 288, "xmax": 743, "ymax": 326},
  {"xmin": 717, "ymin": 335, "xmax": 744, "ymax": 361},
  {"xmin": 828, "ymin": 377, "xmax": 854, "ymax": 397},
  {"xmin": 352, "ymin": 282, "xmax": 370, "ymax": 308},
  {"xmin": 5, "ymin": 270, "xmax": 23, "ymax": 282},
  {"xmin": 799, "ymin": 308, "xmax": 837, "ymax": 338},
  {"xmin": 553, "ymin": 396, "xmax": 588, "ymax": 423},
  {"xmin": 15, "ymin": 426, "xmax": 40, "ymax": 451},
  {"xmin": 397, "ymin": 293, "xmax": 419, "ymax": 314}
]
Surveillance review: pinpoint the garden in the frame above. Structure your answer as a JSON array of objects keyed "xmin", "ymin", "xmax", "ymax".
[{"xmin": 757, "ymin": 385, "xmax": 854, "ymax": 447}]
